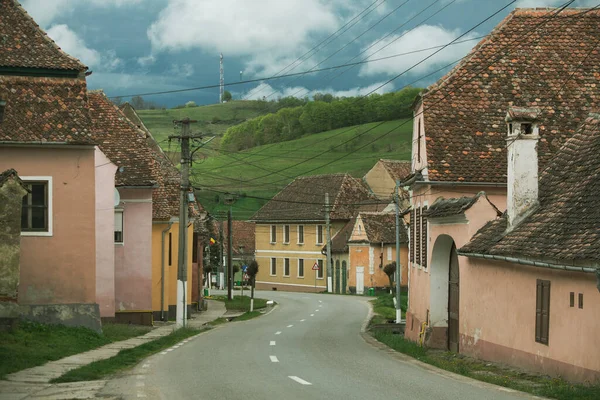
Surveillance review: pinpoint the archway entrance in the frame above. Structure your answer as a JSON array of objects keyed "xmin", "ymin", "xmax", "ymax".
[{"xmin": 429, "ymin": 234, "xmax": 460, "ymax": 352}]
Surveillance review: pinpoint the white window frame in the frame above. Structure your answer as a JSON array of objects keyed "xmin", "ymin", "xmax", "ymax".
[
  {"xmin": 297, "ymin": 225, "xmax": 304, "ymax": 245},
  {"xmin": 283, "ymin": 258, "xmax": 290, "ymax": 277},
  {"xmin": 316, "ymin": 225, "xmax": 324, "ymax": 245},
  {"xmin": 387, "ymin": 246, "xmax": 392, "ymax": 261},
  {"xmin": 270, "ymin": 225, "xmax": 277, "ymax": 244},
  {"xmin": 298, "ymin": 258, "xmax": 304, "ymax": 278},
  {"xmin": 270, "ymin": 257, "xmax": 277, "ymax": 276},
  {"xmin": 283, "ymin": 225, "xmax": 290, "ymax": 244},
  {"xmin": 114, "ymin": 209, "xmax": 124, "ymax": 245},
  {"xmin": 20, "ymin": 176, "xmax": 53, "ymax": 237}
]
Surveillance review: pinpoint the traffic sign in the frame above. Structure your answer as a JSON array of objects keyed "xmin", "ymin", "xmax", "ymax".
[
  {"xmin": 242, "ymin": 265, "xmax": 248, "ymax": 272},
  {"xmin": 312, "ymin": 262, "xmax": 320, "ymax": 271}
]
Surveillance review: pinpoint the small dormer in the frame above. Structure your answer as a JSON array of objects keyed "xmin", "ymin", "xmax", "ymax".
[{"xmin": 505, "ymin": 107, "xmax": 541, "ymax": 228}]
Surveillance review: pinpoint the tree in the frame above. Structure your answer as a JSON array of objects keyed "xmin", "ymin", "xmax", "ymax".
[
  {"xmin": 185, "ymin": 101, "xmax": 197, "ymax": 108},
  {"xmin": 383, "ymin": 262, "xmax": 396, "ymax": 295},
  {"xmin": 246, "ymin": 260, "xmax": 259, "ymax": 311},
  {"xmin": 131, "ymin": 96, "xmax": 145, "ymax": 110},
  {"xmin": 223, "ymin": 90, "xmax": 232, "ymax": 102}
]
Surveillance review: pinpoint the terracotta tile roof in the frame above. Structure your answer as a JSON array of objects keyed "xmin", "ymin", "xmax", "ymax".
[
  {"xmin": 460, "ymin": 112, "xmax": 600, "ymax": 264},
  {"xmin": 88, "ymin": 91, "xmax": 156, "ymax": 187},
  {"xmin": 352, "ymin": 212, "xmax": 408, "ymax": 244},
  {"xmin": 251, "ymin": 174, "xmax": 374, "ymax": 222},
  {"xmin": 425, "ymin": 192, "xmax": 500, "ymax": 218},
  {"xmin": 421, "ymin": 8, "xmax": 600, "ymax": 183},
  {"xmin": 0, "ymin": 76, "xmax": 94, "ymax": 144},
  {"xmin": 0, "ymin": 0, "xmax": 86, "ymax": 71},
  {"xmin": 223, "ymin": 221, "xmax": 256, "ymax": 256},
  {"xmin": 327, "ymin": 217, "xmax": 356, "ymax": 253},
  {"xmin": 379, "ymin": 159, "xmax": 412, "ymax": 182}
]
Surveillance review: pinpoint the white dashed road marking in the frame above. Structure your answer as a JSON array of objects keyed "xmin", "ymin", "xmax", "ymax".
[
  {"xmin": 275, "ymin": 331, "xmax": 282, "ymax": 335},
  {"xmin": 310, "ymin": 314, "xmax": 314, "ymax": 317},
  {"xmin": 136, "ymin": 382, "xmax": 145, "ymax": 388},
  {"xmin": 289, "ymin": 376, "xmax": 312, "ymax": 385},
  {"xmin": 270, "ymin": 356, "xmax": 279, "ymax": 363},
  {"xmin": 300, "ymin": 319, "xmax": 306, "ymax": 322},
  {"xmin": 287, "ymin": 324, "xmax": 293, "ymax": 328},
  {"xmin": 270, "ymin": 341, "xmax": 276, "ymax": 346}
]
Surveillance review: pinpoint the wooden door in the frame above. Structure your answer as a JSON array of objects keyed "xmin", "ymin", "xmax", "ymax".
[
  {"xmin": 448, "ymin": 243, "xmax": 460, "ymax": 352},
  {"xmin": 356, "ymin": 267, "xmax": 365, "ymax": 295}
]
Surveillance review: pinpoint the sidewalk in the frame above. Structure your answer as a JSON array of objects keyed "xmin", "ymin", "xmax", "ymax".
[{"xmin": 0, "ymin": 300, "xmax": 226, "ymax": 400}]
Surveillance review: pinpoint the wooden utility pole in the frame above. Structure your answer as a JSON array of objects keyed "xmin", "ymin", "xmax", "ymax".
[
  {"xmin": 227, "ymin": 207, "xmax": 233, "ymax": 300},
  {"xmin": 219, "ymin": 217, "xmax": 224, "ymax": 290},
  {"xmin": 395, "ymin": 179, "xmax": 402, "ymax": 324},
  {"xmin": 325, "ymin": 193, "xmax": 332, "ymax": 293}
]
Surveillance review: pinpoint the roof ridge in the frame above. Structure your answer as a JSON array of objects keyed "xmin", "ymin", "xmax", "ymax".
[{"xmin": 10, "ymin": 0, "xmax": 87, "ymax": 71}]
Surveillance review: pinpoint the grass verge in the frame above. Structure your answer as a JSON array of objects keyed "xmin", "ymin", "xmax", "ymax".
[
  {"xmin": 210, "ymin": 295, "xmax": 268, "ymax": 311},
  {"xmin": 51, "ymin": 328, "xmax": 203, "ymax": 383},
  {"xmin": 369, "ymin": 291, "xmax": 407, "ymax": 325},
  {"xmin": 0, "ymin": 321, "xmax": 150, "ymax": 379},
  {"xmin": 371, "ymin": 330, "xmax": 600, "ymax": 399}
]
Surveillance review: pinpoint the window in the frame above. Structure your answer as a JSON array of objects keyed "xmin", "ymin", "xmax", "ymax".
[
  {"xmin": 579, "ymin": 293, "xmax": 584, "ymax": 309},
  {"xmin": 192, "ymin": 232, "xmax": 198, "ymax": 262},
  {"xmin": 270, "ymin": 258, "xmax": 277, "ymax": 276},
  {"xmin": 284, "ymin": 225, "xmax": 290, "ymax": 244},
  {"xmin": 298, "ymin": 259, "xmax": 304, "ymax": 277},
  {"xmin": 270, "ymin": 225, "xmax": 277, "ymax": 243},
  {"xmin": 410, "ymin": 209, "xmax": 415, "ymax": 264},
  {"xmin": 21, "ymin": 178, "xmax": 51, "ymax": 235},
  {"xmin": 317, "ymin": 259, "xmax": 324, "ymax": 279},
  {"xmin": 417, "ymin": 119, "xmax": 421, "ymax": 162},
  {"xmin": 298, "ymin": 225, "xmax": 304, "ymax": 244},
  {"xmin": 387, "ymin": 246, "xmax": 392, "ymax": 261},
  {"xmin": 570, "ymin": 292, "xmax": 575, "ymax": 307},
  {"xmin": 0, "ymin": 99, "xmax": 6, "ymax": 123},
  {"xmin": 316, "ymin": 225, "xmax": 324, "ymax": 244},
  {"xmin": 114, "ymin": 211, "xmax": 124, "ymax": 243},
  {"xmin": 535, "ymin": 280, "xmax": 551, "ymax": 345},
  {"xmin": 168, "ymin": 232, "xmax": 172, "ymax": 266},
  {"xmin": 284, "ymin": 258, "xmax": 290, "ymax": 276},
  {"xmin": 416, "ymin": 207, "xmax": 421, "ymax": 266}
]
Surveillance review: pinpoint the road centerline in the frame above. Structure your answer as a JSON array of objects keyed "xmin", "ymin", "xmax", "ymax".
[
  {"xmin": 270, "ymin": 341, "xmax": 276, "ymax": 346},
  {"xmin": 275, "ymin": 331, "xmax": 282, "ymax": 335},
  {"xmin": 270, "ymin": 355, "xmax": 279, "ymax": 363},
  {"xmin": 287, "ymin": 324, "xmax": 293, "ymax": 328},
  {"xmin": 289, "ymin": 376, "xmax": 312, "ymax": 385}
]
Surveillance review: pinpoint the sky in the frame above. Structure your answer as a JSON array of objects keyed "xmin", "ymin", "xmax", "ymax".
[{"xmin": 21, "ymin": 0, "xmax": 598, "ymax": 107}]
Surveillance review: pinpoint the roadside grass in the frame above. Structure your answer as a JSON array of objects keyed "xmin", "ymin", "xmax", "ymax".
[
  {"xmin": 371, "ymin": 324, "xmax": 600, "ymax": 399},
  {"xmin": 51, "ymin": 328, "xmax": 203, "ymax": 383},
  {"xmin": 370, "ymin": 292, "xmax": 408, "ymax": 324},
  {"xmin": 0, "ymin": 321, "xmax": 150, "ymax": 379},
  {"xmin": 233, "ymin": 311, "xmax": 262, "ymax": 321},
  {"xmin": 210, "ymin": 295, "xmax": 268, "ymax": 311}
]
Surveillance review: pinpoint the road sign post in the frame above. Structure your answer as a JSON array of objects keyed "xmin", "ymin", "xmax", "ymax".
[{"xmin": 312, "ymin": 262, "xmax": 319, "ymax": 292}]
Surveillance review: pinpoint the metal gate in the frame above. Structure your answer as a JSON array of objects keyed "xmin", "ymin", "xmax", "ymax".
[{"xmin": 448, "ymin": 242, "xmax": 460, "ymax": 352}]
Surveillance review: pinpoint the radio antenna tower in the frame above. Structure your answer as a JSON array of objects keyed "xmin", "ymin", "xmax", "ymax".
[{"xmin": 219, "ymin": 53, "xmax": 224, "ymax": 103}]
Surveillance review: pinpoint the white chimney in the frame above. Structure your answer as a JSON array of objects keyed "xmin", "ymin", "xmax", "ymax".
[{"xmin": 505, "ymin": 107, "xmax": 541, "ymax": 228}]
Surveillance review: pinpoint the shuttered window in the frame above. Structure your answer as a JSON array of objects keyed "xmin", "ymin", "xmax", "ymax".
[
  {"xmin": 416, "ymin": 207, "xmax": 421, "ymax": 266},
  {"xmin": 409, "ymin": 210, "xmax": 415, "ymax": 263},
  {"xmin": 535, "ymin": 280, "xmax": 551, "ymax": 345},
  {"xmin": 421, "ymin": 206, "xmax": 428, "ymax": 269}
]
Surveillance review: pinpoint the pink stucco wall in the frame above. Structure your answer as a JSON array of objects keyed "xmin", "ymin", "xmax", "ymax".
[
  {"xmin": 0, "ymin": 146, "xmax": 96, "ymax": 304},
  {"xmin": 114, "ymin": 188, "xmax": 153, "ymax": 311},
  {"xmin": 95, "ymin": 148, "xmax": 117, "ymax": 317}
]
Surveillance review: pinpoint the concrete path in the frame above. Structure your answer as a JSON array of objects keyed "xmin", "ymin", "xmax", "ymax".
[{"xmin": 0, "ymin": 300, "xmax": 226, "ymax": 400}]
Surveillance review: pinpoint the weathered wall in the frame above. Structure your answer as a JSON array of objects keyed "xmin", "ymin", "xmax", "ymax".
[
  {"xmin": 363, "ymin": 162, "xmax": 394, "ymax": 199},
  {"xmin": 347, "ymin": 243, "xmax": 408, "ymax": 290},
  {"xmin": 0, "ymin": 146, "xmax": 96, "ymax": 305},
  {"xmin": 94, "ymin": 148, "xmax": 117, "ymax": 317},
  {"xmin": 255, "ymin": 222, "xmax": 345, "ymax": 291},
  {"xmin": 20, "ymin": 303, "xmax": 102, "ymax": 333},
  {"xmin": 115, "ymin": 188, "xmax": 152, "ymax": 311},
  {"xmin": 0, "ymin": 178, "xmax": 27, "ymax": 301}
]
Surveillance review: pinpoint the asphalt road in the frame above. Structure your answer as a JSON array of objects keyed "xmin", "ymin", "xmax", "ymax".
[{"xmin": 103, "ymin": 291, "xmax": 538, "ymax": 400}]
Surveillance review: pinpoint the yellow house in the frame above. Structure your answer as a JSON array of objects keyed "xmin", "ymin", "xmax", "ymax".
[
  {"xmin": 363, "ymin": 159, "xmax": 411, "ymax": 200},
  {"xmin": 251, "ymin": 174, "xmax": 374, "ymax": 292}
]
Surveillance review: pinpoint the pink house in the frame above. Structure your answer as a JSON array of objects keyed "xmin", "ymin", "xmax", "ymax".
[
  {"xmin": 0, "ymin": 0, "xmax": 99, "ymax": 329},
  {"xmin": 403, "ymin": 8, "xmax": 600, "ymax": 382}
]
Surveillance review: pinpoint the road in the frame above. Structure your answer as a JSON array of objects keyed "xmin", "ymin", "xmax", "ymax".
[{"xmin": 102, "ymin": 291, "xmax": 536, "ymax": 400}]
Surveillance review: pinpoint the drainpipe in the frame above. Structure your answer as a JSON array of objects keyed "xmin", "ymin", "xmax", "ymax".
[
  {"xmin": 458, "ymin": 252, "xmax": 598, "ymax": 274},
  {"xmin": 161, "ymin": 220, "xmax": 174, "ymax": 321}
]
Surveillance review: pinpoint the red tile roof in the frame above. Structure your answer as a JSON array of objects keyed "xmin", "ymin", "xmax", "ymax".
[
  {"xmin": 460, "ymin": 112, "xmax": 600, "ymax": 263},
  {"xmin": 421, "ymin": 8, "xmax": 600, "ymax": 183},
  {"xmin": 88, "ymin": 91, "xmax": 156, "ymax": 187},
  {"xmin": 223, "ymin": 221, "xmax": 256, "ymax": 256},
  {"xmin": 0, "ymin": 75, "xmax": 94, "ymax": 144},
  {"xmin": 0, "ymin": 0, "xmax": 86, "ymax": 71},
  {"xmin": 379, "ymin": 159, "xmax": 412, "ymax": 182},
  {"xmin": 352, "ymin": 212, "xmax": 408, "ymax": 244}
]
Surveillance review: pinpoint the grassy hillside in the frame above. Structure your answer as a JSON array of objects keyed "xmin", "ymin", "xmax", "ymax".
[
  {"xmin": 192, "ymin": 119, "xmax": 413, "ymax": 220},
  {"xmin": 136, "ymin": 100, "xmax": 274, "ymax": 148}
]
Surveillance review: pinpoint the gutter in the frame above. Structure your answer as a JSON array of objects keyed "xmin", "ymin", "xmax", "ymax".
[
  {"xmin": 160, "ymin": 219, "xmax": 175, "ymax": 321},
  {"xmin": 414, "ymin": 180, "xmax": 507, "ymax": 187},
  {"xmin": 0, "ymin": 141, "xmax": 95, "ymax": 148},
  {"xmin": 458, "ymin": 252, "xmax": 598, "ymax": 274}
]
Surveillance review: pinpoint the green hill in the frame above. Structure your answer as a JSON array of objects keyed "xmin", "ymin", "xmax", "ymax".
[
  {"xmin": 192, "ymin": 119, "xmax": 413, "ymax": 220},
  {"xmin": 136, "ymin": 100, "xmax": 278, "ymax": 149}
]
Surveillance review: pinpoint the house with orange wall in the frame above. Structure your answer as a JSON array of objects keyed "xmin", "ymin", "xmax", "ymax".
[
  {"xmin": 402, "ymin": 8, "xmax": 600, "ymax": 382},
  {"xmin": 0, "ymin": 0, "xmax": 99, "ymax": 329}
]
